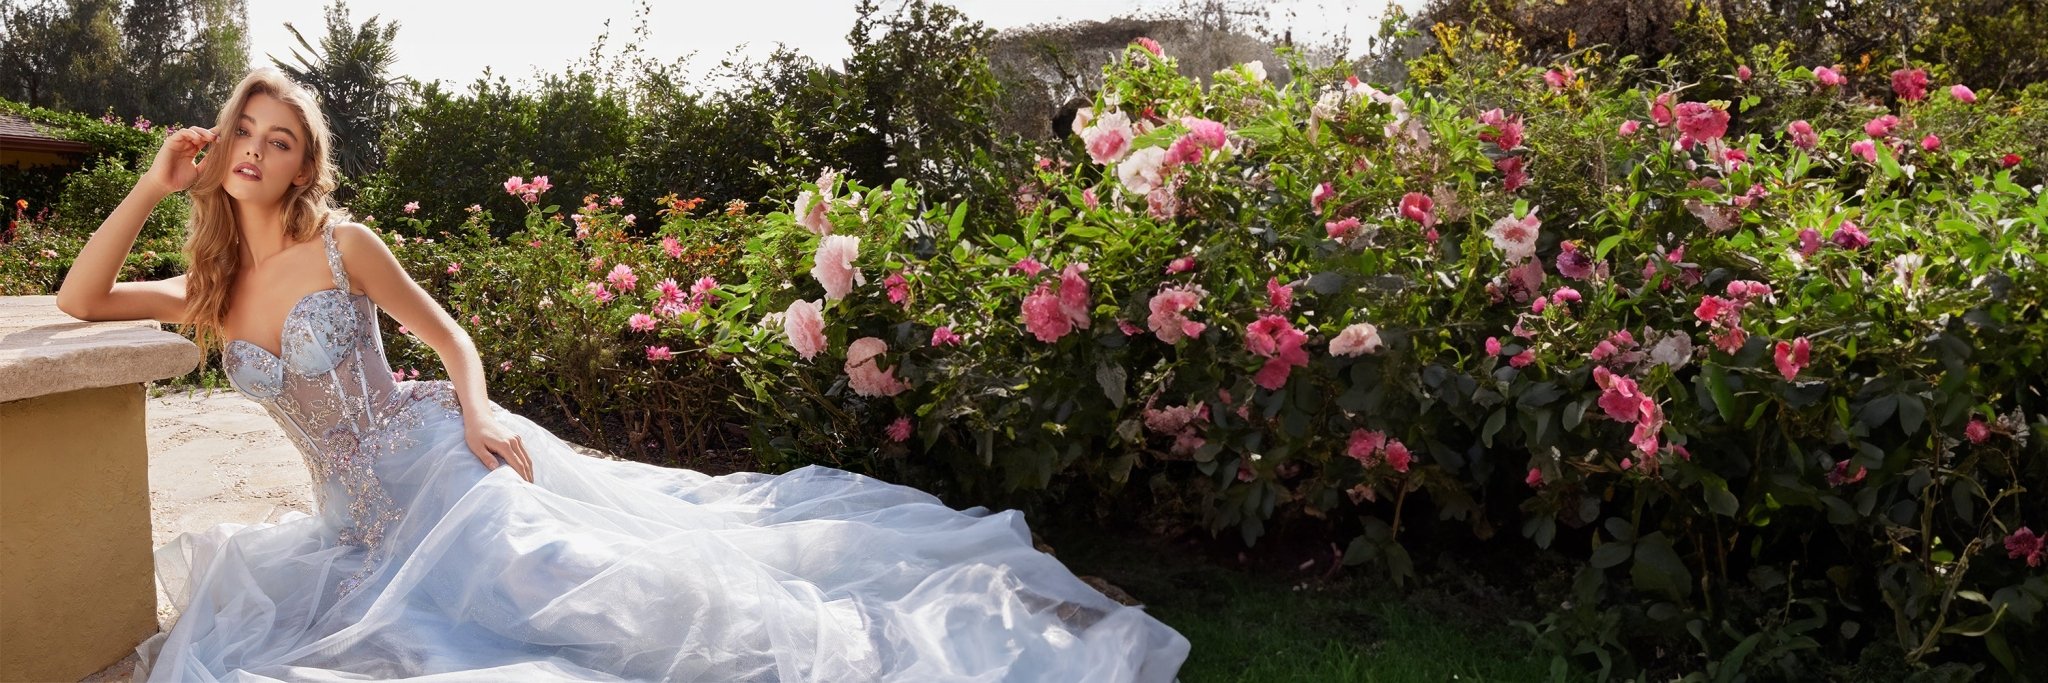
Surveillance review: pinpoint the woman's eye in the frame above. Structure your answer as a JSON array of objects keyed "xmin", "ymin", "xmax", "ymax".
[
  {"xmin": 272, "ymin": 140, "xmax": 288, "ymax": 150},
  {"xmin": 235, "ymin": 128, "xmax": 248, "ymax": 136}
]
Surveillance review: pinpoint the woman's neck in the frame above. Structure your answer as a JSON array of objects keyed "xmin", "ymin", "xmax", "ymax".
[{"xmin": 233, "ymin": 198, "xmax": 294, "ymax": 265}]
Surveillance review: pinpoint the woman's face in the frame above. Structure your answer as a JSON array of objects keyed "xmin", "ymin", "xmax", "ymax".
[{"xmin": 221, "ymin": 92, "xmax": 310, "ymax": 206}]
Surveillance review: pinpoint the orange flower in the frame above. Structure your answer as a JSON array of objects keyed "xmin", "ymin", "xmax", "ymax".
[{"xmin": 13, "ymin": 199, "xmax": 25, "ymax": 211}]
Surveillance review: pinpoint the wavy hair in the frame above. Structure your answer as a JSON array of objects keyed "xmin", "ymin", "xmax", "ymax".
[{"xmin": 179, "ymin": 67, "xmax": 352, "ymax": 354}]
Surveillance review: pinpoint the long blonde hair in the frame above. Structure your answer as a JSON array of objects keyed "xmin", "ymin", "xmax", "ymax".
[{"xmin": 179, "ymin": 68, "xmax": 351, "ymax": 354}]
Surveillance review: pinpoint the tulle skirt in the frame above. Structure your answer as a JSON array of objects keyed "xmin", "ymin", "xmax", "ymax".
[{"xmin": 138, "ymin": 381, "xmax": 1189, "ymax": 682}]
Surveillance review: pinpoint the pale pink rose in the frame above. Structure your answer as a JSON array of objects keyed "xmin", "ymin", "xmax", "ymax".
[
  {"xmin": 1950, "ymin": 84, "xmax": 1977, "ymax": 103},
  {"xmin": 1181, "ymin": 116, "xmax": 1227, "ymax": 150},
  {"xmin": 845, "ymin": 337, "xmax": 908, "ymax": 397},
  {"xmin": 1618, "ymin": 119, "xmax": 1641, "ymax": 137},
  {"xmin": 1118, "ymin": 146, "xmax": 1169, "ymax": 194},
  {"xmin": 607, "ymin": 263, "xmax": 638, "ymax": 291},
  {"xmin": 1146, "ymin": 286, "xmax": 1207, "ymax": 344},
  {"xmin": 403, "ymin": 201, "xmax": 419, "ymax": 214},
  {"xmin": 1487, "ymin": 209, "xmax": 1542, "ymax": 262},
  {"xmin": 1328, "ymin": 322, "xmax": 1383, "ymax": 357},
  {"xmin": 1165, "ymin": 255, "xmax": 1197, "ymax": 274},
  {"xmin": 1082, "ymin": 111, "xmax": 1134, "ymax": 164},
  {"xmin": 628, "ymin": 313, "xmax": 658, "ymax": 332},
  {"xmin": 886, "ymin": 416, "xmax": 913, "ymax": 442},
  {"xmin": 1070, "ymin": 106, "xmax": 1094, "ymax": 136},
  {"xmin": 794, "ymin": 189, "xmax": 832, "ymax": 235},
  {"xmin": 810, "ymin": 235, "xmax": 864, "ymax": 301},
  {"xmin": 782, "ymin": 299, "xmax": 828, "ymax": 361},
  {"xmin": 661, "ymin": 236, "xmax": 683, "ymax": 258}
]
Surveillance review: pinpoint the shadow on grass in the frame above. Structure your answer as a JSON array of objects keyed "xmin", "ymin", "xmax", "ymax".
[{"xmin": 1036, "ymin": 517, "xmax": 1558, "ymax": 683}]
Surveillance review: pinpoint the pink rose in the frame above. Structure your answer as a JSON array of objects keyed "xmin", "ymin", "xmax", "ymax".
[
  {"xmin": 810, "ymin": 235, "xmax": 864, "ymax": 301},
  {"xmin": 794, "ymin": 190, "xmax": 833, "ymax": 235},
  {"xmin": 1147, "ymin": 286, "xmax": 1207, "ymax": 344},
  {"xmin": 1814, "ymin": 66, "xmax": 1846, "ymax": 88},
  {"xmin": 1266, "ymin": 277, "xmax": 1294, "ymax": 312},
  {"xmin": 1773, "ymin": 337, "xmax": 1811, "ymax": 380},
  {"xmin": 1487, "ymin": 209, "xmax": 1542, "ymax": 262},
  {"xmin": 646, "ymin": 345, "xmax": 673, "ymax": 361},
  {"xmin": 1675, "ymin": 102, "xmax": 1729, "ymax": 147},
  {"xmin": 1012, "ymin": 257, "xmax": 1045, "ymax": 278},
  {"xmin": 1525, "ymin": 468, "xmax": 1545, "ymax": 488},
  {"xmin": 1966, "ymin": 418, "xmax": 1991, "ymax": 444},
  {"xmin": 628, "ymin": 313, "xmax": 657, "ymax": 333},
  {"xmin": 782, "ymin": 299, "xmax": 828, "ymax": 361},
  {"xmin": 1850, "ymin": 139, "xmax": 1878, "ymax": 163},
  {"xmin": 1478, "ymin": 108, "xmax": 1524, "ymax": 150},
  {"xmin": 1950, "ymin": 84, "xmax": 1977, "ymax": 103},
  {"xmin": 2007, "ymin": 527, "xmax": 2045, "ymax": 567},
  {"xmin": 1325, "ymin": 217, "xmax": 1362, "ymax": 240},
  {"xmin": 1081, "ymin": 111, "xmax": 1134, "ymax": 164},
  {"xmin": 1058, "ymin": 263, "xmax": 1092, "ymax": 330},
  {"xmin": 845, "ymin": 337, "xmax": 908, "ymax": 397},
  {"xmin": 1650, "ymin": 92, "xmax": 1676, "ymax": 126},
  {"xmin": 1864, "ymin": 114, "xmax": 1900, "ymax": 138},
  {"xmin": 662, "ymin": 236, "xmax": 683, "ymax": 259},
  {"xmin": 1785, "ymin": 120, "xmax": 1818, "ymax": 151},
  {"xmin": 930, "ymin": 326, "xmax": 963, "ymax": 347},
  {"xmin": 1920, "ymin": 134, "xmax": 1940, "ymax": 152},
  {"xmin": 606, "ymin": 263, "xmax": 637, "ymax": 292},
  {"xmin": 1736, "ymin": 65, "xmax": 1752, "ymax": 82},
  {"xmin": 1399, "ymin": 191, "xmax": 1435, "ymax": 226},
  {"xmin": 1311, "ymin": 182, "xmax": 1335, "ymax": 213},
  {"xmin": 886, "ymin": 416, "xmax": 913, "ymax": 443},
  {"xmin": 1617, "ymin": 119, "xmax": 1641, "ymax": 137},
  {"xmin": 1166, "ymin": 255, "xmax": 1197, "ymax": 274},
  {"xmin": 1485, "ymin": 337, "xmax": 1502, "ymax": 356},
  {"xmin": 1022, "ymin": 284, "xmax": 1072, "ymax": 343}
]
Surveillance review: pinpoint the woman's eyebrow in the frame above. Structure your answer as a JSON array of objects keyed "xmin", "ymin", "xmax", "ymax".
[{"xmin": 236, "ymin": 114, "xmax": 300, "ymax": 142}]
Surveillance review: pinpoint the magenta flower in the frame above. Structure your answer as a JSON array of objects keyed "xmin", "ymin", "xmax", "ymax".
[
  {"xmin": 1556, "ymin": 241, "xmax": 1595, "ymax": 280},
  {"xmin": 1891, "ymin": 67, "xmax": 1929, "ymax": 101},
  {"xmin": 1950, "ymin": 84, "xmax": 1977, "ymax": 103},
  {"xmin": 1831, "ymin": 221, "xmax": 1871, "ymax": 250},
  {"xmin": 1675, "ymin": 101, "xmax": 1729, "ymax": 148},
  {"xmin": 628, "ymin": 313, "xmax": 658, "ymax": 333},
  {"xmin": 1650, "ymin": 92, "xmax": 1675, "ymax": 126},
  {"xmin": 1399, "ymin": 191, "xmax": 1435, "ymax": 227},
  {"xmin": 1478, "ymin": 108, "xmax": 1525, "ymax": 150},
  {"xmin": 1864, "ymin": 114, "xmax": 1900, "ymax": 138},
  {"xmin": 1850, "ymin": 139, "xmax": 1879, "ymax": 163},
  {"xmin": 1165, "ymin": 255, "xmax": 1198, "ymax": 274},
  {"xmin": 585, "ymin": 282, "xmax": 615, "ymax": 304},
  {"xmin": 1134, "ymin": 37, "xmax": 1163, "ymax": 56},
  {"xmin": 1311, "ymin": 182, "xmax": 1335, "ymax": 213},
  {"xmin": 1509, "ymin": 350, "xmax": 1536, "ymax": 368},
  {"xmin": 1266, "ymin": 277, "xmax": 1294, "ymax": 312},
  {"xmin": 1496, "ymin": 156, "xmax": 1529, "ymax": 193},
  {"xmin": 1485, "ymin": 337, "xmax": 1502, "ymax": 356},
  {"xmin": 1966, "ymin": 418, "xmax": 1991, "ymax": 444},
  {"xmin": 1814, "ymin": 65, "xmax": 1846, "ymax": 88},
  {"xmin": 1012, "ymin": 257, "xmax": 1045, "ymax": 278},
  {"xmin": 1618, "ymin": 119, "xmax": 1641, "ymax": 137},
  {"xmin": 646, "ymin": 345, "xmax": 673, "ymax": 361},
  {"xmin": 1798, "ymin": 228, "xmax": 1823, "ymax": 257},
  {"xmin": 1525, "ymin": 468, "xmax": 1545, "ymax": 488},
  {"xmin": 1594, "ymin": 367, "xmax": 1645, "ymax": 422},
  {"xmin": 883, "ymin": 271, "xmax": 910, "ymax": 305},
  {"xmin": 1550, "ymin": 287, "xmax": 1581, "ymax": 306},
  {"xmin": 2005, "ymin": 153, "xmax": 2024, "ymax": 169},
  {"xmin": 1736, "ymin": 64, "xmax": 1752, "ymax": 82},
  {"xmin": 1530, "ymin": 297, "xmax": 1547, "ymax": 314},
  {"xmin": 930, "ymin": 326, "xmax": 963, "ymax": 347},
  {"xmin": 1058, "ymin": 263, "xmax": 1092, "ymax": 329},
  {"xmin": 654, "ymin": 278, "xmax": 687, "ymax": 317},
  {"xmin": 661, "ymin": 236, "xmax": 683, "ymax": 259},
  {"xmin": 2007, "ymin": 528, "xmax": 2045, "ymax": 567},
  {"xmin": 1773, "ymin": 337, "xmax": 1811, "ymax": 380},
  {"xmin": 1785, "ymin": 120, "xmax": 1818, "ymax": 150},
  {"xmin": 1543, "ymin": 67, "xmax": 1573, "ymax": 91},
  {"xmin": 1383, "ymin": 440, "xmax": 1413, "ymax": 473},
  {"xmin": 1345, "ymin": 429, "xmax": 1388, "ymax": 466},
  {"xmin": 446, "ymin": 262, "xmax": 460, "ymax": 275},
  {"xmin": 1920, "ymin": 134, "xmax": 1940, "ymax": 152},
  {"xmin": 886, "ymin": 416, "xmax": 913, "ymax": 443},
  {"xmin": 1246, "ymin": 315, "xmax": 1309, "ymax": 390}
]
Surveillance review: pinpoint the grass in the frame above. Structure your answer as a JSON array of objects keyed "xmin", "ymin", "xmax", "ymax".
[{"xmin": 1037, "ymin": 517, "xmax": 1556, "ymax": 683}]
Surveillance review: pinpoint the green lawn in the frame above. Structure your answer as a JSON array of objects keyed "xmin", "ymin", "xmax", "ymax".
[{"xmin": 1038, "ymin": 519, "xmax": 1556, "ymax": 683}]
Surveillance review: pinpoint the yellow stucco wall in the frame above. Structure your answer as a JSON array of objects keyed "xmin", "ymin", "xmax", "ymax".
[{"xmin": 0, "ymin": 383, "xmax": 156, "ymax": 682}]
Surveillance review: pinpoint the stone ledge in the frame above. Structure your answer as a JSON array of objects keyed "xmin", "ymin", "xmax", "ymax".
[{"xmin": 0, "ymin": 295, "xmax": 200, "ymax": 404}]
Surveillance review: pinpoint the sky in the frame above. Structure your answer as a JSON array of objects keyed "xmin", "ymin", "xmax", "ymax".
[{"xmin": 247, "ymin": 0, "xmax": 1421, "ymax": 90}]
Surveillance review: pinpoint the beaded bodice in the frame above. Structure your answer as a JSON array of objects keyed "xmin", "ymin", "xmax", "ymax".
[{"xmin": 222, "ymin": 220, "xmax": 456, "ymax": 595}]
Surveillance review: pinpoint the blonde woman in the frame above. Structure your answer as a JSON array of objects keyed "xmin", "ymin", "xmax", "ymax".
[{"xmin": 57, "ymin": 68, "xmax": 1189, "ymax": 682}]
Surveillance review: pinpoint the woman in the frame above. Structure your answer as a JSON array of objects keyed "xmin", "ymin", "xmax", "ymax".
[{"xmin": 58, "ymin": 68, "xmax": 1189, "ymax": 682}]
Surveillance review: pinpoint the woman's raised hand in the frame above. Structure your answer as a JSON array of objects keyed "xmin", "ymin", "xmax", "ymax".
[{"xmin": 141, "ymin": 125, "xmax": 219, "ymax": 196}]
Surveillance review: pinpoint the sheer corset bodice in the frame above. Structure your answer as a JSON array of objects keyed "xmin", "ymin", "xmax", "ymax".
[{"xmin": 221, "ymin": 219, "xmax": 461, "ymax": 595}]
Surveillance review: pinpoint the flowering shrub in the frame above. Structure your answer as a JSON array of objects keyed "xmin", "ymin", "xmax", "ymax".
[{"xmin": 718, "ymin": 41, "xmax": 2048, "ymax": 678}]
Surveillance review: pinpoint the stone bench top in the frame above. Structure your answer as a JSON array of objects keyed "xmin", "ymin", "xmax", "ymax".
[{"xmin": 0, "ymin": 295, "xmax": 201, "ymax": 404}]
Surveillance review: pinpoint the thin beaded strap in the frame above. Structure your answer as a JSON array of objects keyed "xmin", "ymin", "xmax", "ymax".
[{"xmin": 321, "ymin": 220, "xmax": 351, "ymax": 292}]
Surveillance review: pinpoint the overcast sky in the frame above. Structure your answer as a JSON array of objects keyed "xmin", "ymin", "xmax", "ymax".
[{"xmin": 247, "ymin": 0, "xmax": 1419, "ymax": 89}]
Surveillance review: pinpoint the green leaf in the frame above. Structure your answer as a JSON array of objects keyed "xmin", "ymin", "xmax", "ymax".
[
  {"xmin": 1518, "ymin": 381, "xmax": 1566, "ymax": 408},
  {"xmin": 1630, "ymin": 532, "xmax": 1695, "ymax": 600},
  {"xmin": 1703, "ymin": 475, "xmax": 1740, "ymax": 517},
  {"xmin": 1590, "ymin": 541, "xmax": 1634, "ymax": 569},
  {"xmin": 1095, "ymin": 363, "xmax": 1126, "ymax": 408},
  {"xmin": 1482, "ymin": 408, "xmax": 1508, "ymax": 447},
  {"xmin": 1595, "ymin": 234, "xmax": 1625, "ymax": 261},
  {"xmin": 1898, "ymin": 394, "xmax": 1926, "ymax": 435},
  {"xmin": 1705, "ymin": 364, "xmax": 1740, "ymax": 423}
]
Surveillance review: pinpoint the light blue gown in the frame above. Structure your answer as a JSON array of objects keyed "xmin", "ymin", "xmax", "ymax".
[{"xmin": 136, "ymin": 220, "xmax": 1190, "ymax": 682}]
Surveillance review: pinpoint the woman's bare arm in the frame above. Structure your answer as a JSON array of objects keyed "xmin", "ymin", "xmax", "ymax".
[{"xmin": 55, "ymin": 125, "xmax": 216, "ymax": 323}]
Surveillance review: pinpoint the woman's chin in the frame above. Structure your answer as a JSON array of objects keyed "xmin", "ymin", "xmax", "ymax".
[{"xmin": 222, "ymin": 181, "xmax": 273, "ymax": 204}]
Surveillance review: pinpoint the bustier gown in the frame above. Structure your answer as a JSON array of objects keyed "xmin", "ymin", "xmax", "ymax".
[{"xmin": 135, "ymin": 220, "xmax": 1191, "ymax": 682}]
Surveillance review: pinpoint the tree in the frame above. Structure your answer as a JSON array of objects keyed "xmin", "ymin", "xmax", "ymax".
[{"xmin": 269, "ymin": 0, "xmax": 401, "ymax": 182}]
